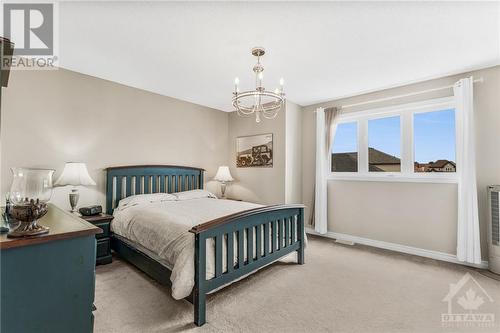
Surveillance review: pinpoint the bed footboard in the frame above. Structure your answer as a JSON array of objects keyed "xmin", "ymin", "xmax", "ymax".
[{"xmin": 189, "ymin": 204, "xmax": 305, "ymax": 326}]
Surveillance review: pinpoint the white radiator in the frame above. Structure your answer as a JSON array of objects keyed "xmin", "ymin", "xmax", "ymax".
[{"xmin": 487, "ymin": 186, "xmax": 500, "ymax": 274}]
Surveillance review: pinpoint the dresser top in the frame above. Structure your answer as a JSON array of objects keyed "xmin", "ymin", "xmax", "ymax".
[{"xmin": 1, "ymin": 204, "xmax": 101, "ymax": 250}]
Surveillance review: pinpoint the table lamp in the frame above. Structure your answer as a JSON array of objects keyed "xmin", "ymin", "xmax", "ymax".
[
  {"xmin": 214, "ymin": 166, "xmax": 234, "ymax": 199},
  {"xmin": 55, "ymin": 162, "xmax": 96, "ymax": 212}
]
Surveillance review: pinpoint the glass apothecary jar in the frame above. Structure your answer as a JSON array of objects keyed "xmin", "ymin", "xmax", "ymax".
[{"xmin": 8, "ymin": 168, "xmax": 54, "ymax": 237}]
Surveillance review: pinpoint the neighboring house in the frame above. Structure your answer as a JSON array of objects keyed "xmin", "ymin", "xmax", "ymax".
[
  {"xmin": 331, "ymin": 148, "xmax": 401, "ymax": 172},
  {"xmin": 415, "ymin": 160, "xmax": 456, "ymax": 172},
  {"xmin": 331, "ymin": 152, "xmax": 358, "ymax": 172},
  {"xmin": 332, "ymin": 149, "xmax": 456, "ymax": 173},
  {"xmin": 367, "ymin": 147, "xmax": 401, "ymax": 172}
]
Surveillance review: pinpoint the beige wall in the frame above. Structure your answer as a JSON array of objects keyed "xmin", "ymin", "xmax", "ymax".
[
  {"xmin": 302, "ymin": 65, "xmax": 500, "ymax": 258},
  {"xmin": 227, "ymin": 105, "xmax": 286, "ymax": 204},
  {"xmin": 328, "ymin": 181, "xmax": 458, "ymax": 254},
  {"xmin": 1, "ymin": 68, "xmax": 229, "ymax": 211},
  {"xmin": 226, "ymin": 100, "xmax": 302, "ymax": 205},
  {"xmin": 285, "ymin": 101, "xmax": 303, "ymax": 204},
  {"xmin": 1, "ymin": 68, "xmax": 301, "ymax": 210}
]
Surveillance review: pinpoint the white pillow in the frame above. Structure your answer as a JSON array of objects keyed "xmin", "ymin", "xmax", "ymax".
[
  {"xmin": 174, "ymin": 189, "xmax": 217, "ymax": 201},
  {"xmin": 116, "ymin": 193, "xmax": 177, "ymax": 211}
]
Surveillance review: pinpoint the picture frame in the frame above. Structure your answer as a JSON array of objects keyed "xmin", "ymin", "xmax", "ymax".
[{"xmin": 236, "ymin": 133, "xmax": 273, "ymax": 168}]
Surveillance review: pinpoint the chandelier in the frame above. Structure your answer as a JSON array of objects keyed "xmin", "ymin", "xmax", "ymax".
[{"xmin": 232, "ymin": 47, "xmax": 285, "ymax": 123}]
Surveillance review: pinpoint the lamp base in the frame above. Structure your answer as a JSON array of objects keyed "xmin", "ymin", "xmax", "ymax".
[
  {"xmin": 220, "ymin": 183, "xmax": 227, "ymax": 199},
  {"xmin": 69, "ymin": 189, "xmax": 80, "ymax": 212}
]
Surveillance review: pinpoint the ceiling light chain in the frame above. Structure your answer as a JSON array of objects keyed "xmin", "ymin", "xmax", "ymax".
[{"xmin": 232, "ymin": 47, "xmax": 285, "ymax": 123}]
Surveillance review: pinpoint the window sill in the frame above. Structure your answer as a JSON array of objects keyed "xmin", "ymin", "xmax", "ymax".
[{"xmin": 327, "ymin": 174, "xmax": 458, "ymax": 184}]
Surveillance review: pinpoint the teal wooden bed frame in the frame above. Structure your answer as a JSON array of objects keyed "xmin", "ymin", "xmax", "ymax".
[{"xmin": 106, "ymin": 165, "xmax": 305, "ymax": 326}]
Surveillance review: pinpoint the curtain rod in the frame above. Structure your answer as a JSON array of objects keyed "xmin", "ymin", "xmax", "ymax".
[
  {"xmin": 337, "ymin": 77, "xmax": 483, "ymax": 110},
  {"xmin": 314, "ymin": 77, "xmax": 484, "ymax": 112}
]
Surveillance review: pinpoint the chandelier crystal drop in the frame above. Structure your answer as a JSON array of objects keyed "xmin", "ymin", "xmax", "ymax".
[{"xmin": 232, "ymin": 47, "xmax": 285, "ymax": 123}]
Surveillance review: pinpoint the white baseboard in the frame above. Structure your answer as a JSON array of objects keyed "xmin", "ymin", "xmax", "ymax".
[{"xmin": 306, "ymin": 227, "xmax": 489, "ymax": 269}]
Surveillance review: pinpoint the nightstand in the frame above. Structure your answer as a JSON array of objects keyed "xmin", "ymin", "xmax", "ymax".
[{"xmin": 80, "ymin": 213, "xmax": 113, "ymax": 265}]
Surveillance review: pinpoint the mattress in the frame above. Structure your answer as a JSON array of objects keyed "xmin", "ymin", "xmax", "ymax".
[{"xmin": 111, "ymin": 195, "xmax": 269, "ymax": 300}]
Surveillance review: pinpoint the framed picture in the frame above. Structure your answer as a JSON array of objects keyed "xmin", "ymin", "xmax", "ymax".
[{"xmin": 236, "ymin": 133, "xmax": 273, "ymax": 168}]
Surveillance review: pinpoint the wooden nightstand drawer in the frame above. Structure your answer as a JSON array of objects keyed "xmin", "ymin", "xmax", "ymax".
[
  {"xmin": 94, "ymin": 222, "xmax": 110, "ymax": 239},
  {"xmin": 96, "ymin": 238, "xmax": 110, "ymax": 258},
  {"xmin": 80, "ymin": 213, "xmax": 113, "ymax": 265}
]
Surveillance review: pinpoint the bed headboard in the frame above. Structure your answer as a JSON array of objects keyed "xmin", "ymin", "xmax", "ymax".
[{"xmin": 105, "ymin": 165, "xmax": 205, "ymax": 214}]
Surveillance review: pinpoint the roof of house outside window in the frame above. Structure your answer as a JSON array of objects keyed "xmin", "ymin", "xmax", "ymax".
[
  {"xmin": 331, "ymin": 148, "xmax": 400, "ymax": 172},
  {"xmin": 367, "ymin": 148, "xmax": 401, "ymax": 165},
  {"xmin": 428, "ymin": 160, "xmax": 456, "ymax": 168}
]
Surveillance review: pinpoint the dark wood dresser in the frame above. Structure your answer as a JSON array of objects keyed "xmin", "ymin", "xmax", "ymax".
[{"xmin": 0, "ymin": 204, "xmax": 101, "ymax": 333}]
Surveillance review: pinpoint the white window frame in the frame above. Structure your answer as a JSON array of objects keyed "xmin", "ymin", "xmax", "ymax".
[{"xmin": 328, "ymin": 97, "xmax": 458, "ymax": 183}]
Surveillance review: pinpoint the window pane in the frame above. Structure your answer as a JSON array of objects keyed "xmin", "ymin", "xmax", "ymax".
[
  {"xmin": 414, "ymin": 109, "xmax": 456, "ymax": 173},
  {"xmin": 368, "ymin": 116, "xmax": 401, "ymax": 172},
  {"xmin": 331, "ymin": 122, "xmax": 357, "ymax": 172}
]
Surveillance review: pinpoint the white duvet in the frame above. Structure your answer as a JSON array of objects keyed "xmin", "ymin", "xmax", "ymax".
[{"xmin": 111, "ymin": 193, "xmax": 265, "ymax": 300}]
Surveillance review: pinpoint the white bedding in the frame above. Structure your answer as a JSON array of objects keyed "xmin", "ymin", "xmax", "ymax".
[{"xmin": 111, "ymin": 195, "xmax": 265, "ymax": 299}]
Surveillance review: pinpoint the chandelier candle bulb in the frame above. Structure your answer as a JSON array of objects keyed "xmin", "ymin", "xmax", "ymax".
[{"xmin": 234, "ymin": 77, "xmax": 239, "ymax": 93}]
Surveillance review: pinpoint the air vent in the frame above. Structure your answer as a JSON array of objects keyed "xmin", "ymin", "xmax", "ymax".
[
  {"xmin": 487, "ymin": 186, "xmax": 500, "ymax": 275},
  {"xmin": 491, "ymin": 190, "xmax": 500, "ymax": 245}
]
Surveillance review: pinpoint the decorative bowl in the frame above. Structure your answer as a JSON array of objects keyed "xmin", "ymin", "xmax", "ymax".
[{"xmin": 8, "ymin": 168, "xmax": 54, "ymax": 238}]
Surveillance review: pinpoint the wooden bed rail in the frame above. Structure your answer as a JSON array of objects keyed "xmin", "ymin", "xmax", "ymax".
[
  {"xmin": 191, "ymin": 204, "xmax": 305, "ymax": 326},
  {"xmin": 189, "ymin": 204, "xmax": 305, "ymax": 234}
]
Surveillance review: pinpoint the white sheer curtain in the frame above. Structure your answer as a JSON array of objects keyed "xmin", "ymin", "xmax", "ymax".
[
  {"xmin": 313, "ymin": 107, "xmax": 339, "ymax": 234},
  {"xmin": 454, "ymin": 77, "xmax": 482, "ymax": 264}
]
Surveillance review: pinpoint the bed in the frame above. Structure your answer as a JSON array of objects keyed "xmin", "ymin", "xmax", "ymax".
[{"xmin": 106, "ymin": 165, "xmax": 305, "ymax": 326}]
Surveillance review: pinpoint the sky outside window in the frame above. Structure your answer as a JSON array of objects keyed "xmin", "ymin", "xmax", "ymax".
[
  {"xmin": 331, "ymin": 122, "xmax": 357, "ymax": 172},
  {"xmin": 414, "ymin": 109, "xmax": 455, "ymax": 163},
  {"xmin": 368, "ymin": 116, "xmax": 401, "ymax": 172},
  {"xmin": 332, "ymin": 122, "xmax": 357, "ymax": 153},
  {"xmin": 368, "ymin": 116, "xmax": 401, "ymax": 158}
]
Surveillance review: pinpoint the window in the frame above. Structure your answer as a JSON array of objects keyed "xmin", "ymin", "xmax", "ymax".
[
  {"xmin": 331, "ymin": 122, "xmax": 357, "ymax": 172},
  {"xmin": 328, "ymin": 97, "xmax": 457, "ymax": 182},
  {"xmin": 414, "ymin": 109, "xmax": 456, "ymax": 173},
  {"xmin": 368, "ymin": 116, "xmax": 401, "ymax": 172}
]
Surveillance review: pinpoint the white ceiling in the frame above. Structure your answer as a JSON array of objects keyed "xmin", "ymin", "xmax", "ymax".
[{"xmin": 59, "ymin": 1, "xmax": 500, "ymax": 112}]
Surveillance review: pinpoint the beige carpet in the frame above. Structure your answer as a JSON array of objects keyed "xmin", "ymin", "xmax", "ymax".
[{"xmin": 94, "ymin": 236, "xmax": 500, "ymax": 333}]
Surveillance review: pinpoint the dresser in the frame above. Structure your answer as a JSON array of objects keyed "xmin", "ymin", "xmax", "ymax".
[{"xmin": 0, "ymin": 204, "xmax": 101, "ymax": 333}]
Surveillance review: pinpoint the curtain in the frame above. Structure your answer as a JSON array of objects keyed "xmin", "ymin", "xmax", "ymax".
[
  {"xmin": 454, "ymin": 77, "xmax": 481, "ymax": 264},
  {"xmin": 312, "ymin": 107, "xmax": 340, "ymax": 234}
]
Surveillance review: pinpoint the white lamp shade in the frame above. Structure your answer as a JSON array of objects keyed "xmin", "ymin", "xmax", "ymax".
[
  {"xmin": 54, "ymin": 162, "xmax": 96, "ymax": 186},
  {"xmin": 214, "ymin": 166, "xmax": 234, "ymax": 182}
]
